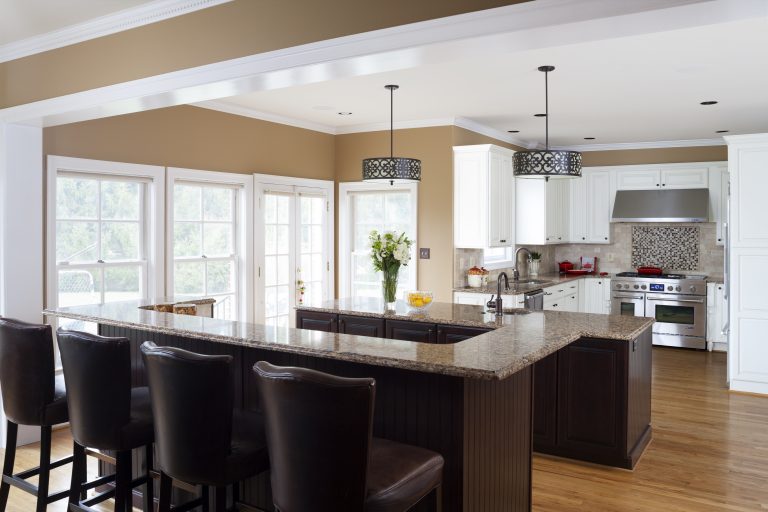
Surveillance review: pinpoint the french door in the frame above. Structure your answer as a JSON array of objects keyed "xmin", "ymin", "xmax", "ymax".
[{"xmin": 255, "ymin": 177, "xmax": 333, "ymax": 328}]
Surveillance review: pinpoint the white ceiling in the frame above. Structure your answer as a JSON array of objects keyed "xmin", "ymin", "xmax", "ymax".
[
  {"xmin": 207, "ymin": 16, "xmax": 768, "ymax": 148},
  {"xmin": 0, "ymin": 0, "xmax": 156, "ymax": 46}
]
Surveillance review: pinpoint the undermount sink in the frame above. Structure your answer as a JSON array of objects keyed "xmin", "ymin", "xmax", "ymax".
[
  {"xmin": 485, "ymin": 308, "xmax": 531, "ymax": 315},
  {"xmin": 513, "ymin": 279, "xmax": 548, "ymax": 285}
]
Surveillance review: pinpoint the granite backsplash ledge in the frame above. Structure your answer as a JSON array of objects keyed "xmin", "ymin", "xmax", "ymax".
[{"xmin": 454, "ymin": 223, "xmax": 724, "ymax": 287}]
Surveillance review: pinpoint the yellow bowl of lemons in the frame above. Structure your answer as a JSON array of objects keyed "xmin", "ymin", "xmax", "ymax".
[{"xmin": 405, "ymin": 291, "xmax": 434, "ymax": 311}]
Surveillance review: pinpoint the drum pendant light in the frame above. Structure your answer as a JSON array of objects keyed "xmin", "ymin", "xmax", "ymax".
[
  {"xmin": 362, "ymin": 85, "xmax": 422, "ymax": 185},
  {"xmin": 513, "ymin": 66, "xmax": 582, "ymax": 179}
]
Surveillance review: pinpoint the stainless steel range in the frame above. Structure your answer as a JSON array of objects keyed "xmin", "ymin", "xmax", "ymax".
[{"xmin": 611, "ymin": 272, "xmax": 707, "ymax": 349}]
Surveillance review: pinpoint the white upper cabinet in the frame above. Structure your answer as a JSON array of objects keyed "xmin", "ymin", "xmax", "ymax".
[
  {"xmin": 517, "ymin": 178, "xmax": 569, "ymax": 245},
  {"xmin": 453, "ymin": 145, "xmax": 515, "ymax": 248},
  {"xmin": 615, "ymin": 165, "xmax": 709, "ymax": 190},
  {"xmin": 568, "ymin": 169, "xmax": 611, "ymax": 244},
  {"xmin": 708, "ymin": 165, "xmax": 729, "ymax": 246}
]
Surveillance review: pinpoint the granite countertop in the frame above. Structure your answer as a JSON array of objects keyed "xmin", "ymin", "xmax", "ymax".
[
  {"xmin": 45, "ymin": 298, "xmax": 652, "ymax": 381},
  {"xmin": 454, "ymin": 272, "xmax": 611, "ymax": 295}
]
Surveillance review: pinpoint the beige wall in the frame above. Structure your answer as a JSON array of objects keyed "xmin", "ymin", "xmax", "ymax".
[
  {"xmin": 43, "ymin": 105, "xmax": 335, "ymax": 179},
  {"xmin": 335, "ymin": 126, "xmax": 456, "ymax": 301},
  {"xmin": 0, "ymin": 0, "xmax": 529, "ymax": 108},
  {"xmin": 582, "ymin": 145, "xmax": 727, "ymax": 167}
]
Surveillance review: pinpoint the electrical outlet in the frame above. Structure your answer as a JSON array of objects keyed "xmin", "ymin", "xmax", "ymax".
[
  {"xmin": 607, "ymin": 253, "xmax": 615, "ymax": 262},
  {"xmin": 419, "ymin": 248, "xmax": 431, "ymax": 259}
]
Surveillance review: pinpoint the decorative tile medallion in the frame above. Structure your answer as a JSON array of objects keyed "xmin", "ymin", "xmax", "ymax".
[{"xmin": 631, "ymin": 226, "xmax": 699, "ymax": 270}]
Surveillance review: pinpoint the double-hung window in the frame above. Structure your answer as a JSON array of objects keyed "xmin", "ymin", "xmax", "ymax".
[
  {"xmin": 46, "ymin": 156, "xmax": 165, "ymax": 328},
  {"xmin": 167, "ymin": 168, "xmax": 253, "ymax": 321},
  {"xmin": 339, "ymin": 182, "xmax": 418, "ymax": 299}
]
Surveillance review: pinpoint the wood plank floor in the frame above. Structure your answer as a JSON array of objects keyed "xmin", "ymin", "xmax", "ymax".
[{"xmin": 1, "ymin": 347, "xmax": 767, "ymax": 511}]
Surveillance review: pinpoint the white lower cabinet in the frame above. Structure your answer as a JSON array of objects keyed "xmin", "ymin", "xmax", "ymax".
[
  {"xmin": 580, "ymin": 278, "xmax": 612, "ymax": 314},
  {"xmin": 543, "ymin": 281, "xmax": 579, "ymax": 312},
  {"xmin": 453, "ymin": 292, "xmax": 490, "ymax": 306},
  {"xmin": 706, "ymin": 282, "xmax": 728, "ymax": 350}
]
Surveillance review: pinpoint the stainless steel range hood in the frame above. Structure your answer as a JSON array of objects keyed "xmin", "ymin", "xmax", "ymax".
[{"xmin": 612, "ymin": 189, "xmax": 710, "ymax": 223}]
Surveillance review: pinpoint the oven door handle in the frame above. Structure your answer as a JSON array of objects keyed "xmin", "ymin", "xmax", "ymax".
[
  {"xmin": 612, "ymin": 296, "xmax": 643, "ymax": 300},
  {"xmin": 646, "ymin": 297, "xmax": 705, "ymax": 304}
]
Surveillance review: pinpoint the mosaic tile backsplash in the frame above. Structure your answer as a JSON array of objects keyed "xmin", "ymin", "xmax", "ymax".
[{"xmin": 631, "ymin": 226, "xmax": 699, "ymax": 271}]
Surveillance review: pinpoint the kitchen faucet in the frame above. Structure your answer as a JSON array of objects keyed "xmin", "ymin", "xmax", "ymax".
[
  {"xmin": 512, "ymin": 247, "xmax": 532, "ymax": 281},
  {"xmin": 495, "ymin": 272, "xmax": 509, "ymax": 316}
]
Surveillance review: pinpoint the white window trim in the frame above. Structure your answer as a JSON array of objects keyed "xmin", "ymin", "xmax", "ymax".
[
  {"xmin": 338, "ymin": 181, "xmax": 418, "ymax": 299},
  {"xmin": 46, "ymin": 156, "xmax": 165, "ymax": 310},
  {"xmin": 483, "ymin": 247, "xmax": 516, "ymax": 270},
  {"xmin": 166, "ymin": 167, "xmax": 254, "ymax": 322},
  {"xmin": 253, "ymin": 173, "xmax": 335, "ymax": 322}
]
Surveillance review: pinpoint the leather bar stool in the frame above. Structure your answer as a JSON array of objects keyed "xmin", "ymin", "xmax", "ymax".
[
  {"xmin": 0, "ymin": 318, "xmax": 76, "ymax": 512},
  {"xmin": 57, "ymin": 330, "xmax": 154, "ymax": 512},
  {"xmin": 140, "ymin": 342, "xmax": 270, "ymax": 512},
  {"xmin": 253, "ymin": 361, "xmax": 444, "ymax": 512}
]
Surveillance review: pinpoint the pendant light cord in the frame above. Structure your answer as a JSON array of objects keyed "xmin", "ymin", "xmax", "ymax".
[
  {"xmin": 390, "ymin": 86, "xmax": 394, "ymax": 159},
  {"xmin": 545, "ymin": 69, "xmax": 549, "ymax": 151}
]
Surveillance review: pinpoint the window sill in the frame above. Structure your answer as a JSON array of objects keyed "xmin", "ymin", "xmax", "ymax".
[{"xmin": 481, "ymin": 260, "xmax": 516, "ymax": 271}]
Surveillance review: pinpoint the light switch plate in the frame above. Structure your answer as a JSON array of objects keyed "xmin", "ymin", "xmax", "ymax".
[{"xmin": 419, "ymin": 248, "xmax": 431, "ymax": 259}]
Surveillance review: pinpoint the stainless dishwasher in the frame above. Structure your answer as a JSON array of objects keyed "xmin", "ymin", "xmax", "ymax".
[{"xmin": 524, "ymin": 290, "xmax": 544, "ymax": 310}]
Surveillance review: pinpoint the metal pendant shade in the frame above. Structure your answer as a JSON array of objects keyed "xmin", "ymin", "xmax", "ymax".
[
  {"xmin": 362, "ymin": 85, "xmax": 422, "ymax": 185},
  {"xmin": 514, "ymin": 66, "xmax": 582, "ymax": 179}
]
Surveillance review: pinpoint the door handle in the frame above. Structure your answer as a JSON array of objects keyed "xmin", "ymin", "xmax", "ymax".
[
  {"xmin": 721, "ymin": 322, "xmax": 729, "ymax": 336},
  {"xmin": 646, "ymin": 297, "xmax": 704, "ymax": 304},
  {"xmin": 613, "ymin": 296, "xmax": 643, "ymax": 300}
]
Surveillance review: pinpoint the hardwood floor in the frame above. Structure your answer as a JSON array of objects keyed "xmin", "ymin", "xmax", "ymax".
[
  {"xmin": 1, "ymin": 347, "xmax": 766, "ymax": 511},
  {"xmin": 534, "ymin": 347, "xmax": 768, "ymax": 511}
]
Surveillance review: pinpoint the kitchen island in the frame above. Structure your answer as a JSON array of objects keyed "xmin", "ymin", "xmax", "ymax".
[{"xmin": 45, "ymin": 299, "xmax": 653, "ymax": 512}]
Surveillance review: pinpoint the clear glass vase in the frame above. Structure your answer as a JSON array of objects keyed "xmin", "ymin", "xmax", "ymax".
[
  {"xmin": 382, "ymin": 268, "xmax": 399, "ymax": 308},
  {"xmin": 529, "ymin": 259, "xmax": 540, "ymax": 277}
]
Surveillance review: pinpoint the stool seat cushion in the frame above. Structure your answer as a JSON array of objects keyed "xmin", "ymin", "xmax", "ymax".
[
  {"xmin": 365, "ymin": 438, "xmax": 444, "ymax": 512},
  {"xmin": 204, "ymin": 409, "xmax": 269, "ymax": 486},
  {"xmin": 113, "ymin": 387, "xmax": 154, "ymax": 451},
  {"xmin": 41, "ymin": 374, "xmax": 68, "ymax": 426}
]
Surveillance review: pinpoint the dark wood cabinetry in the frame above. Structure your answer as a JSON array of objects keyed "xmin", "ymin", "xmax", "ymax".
[
  {"xmin": 338, "ymin": 315, "xmax": 386, "ymax": 337},
  {"xmin": 436, "ymin": 324, "xmax": 492, "ymax": 344},
  {"xmin": 295, "ymin": 310, "xmax": 336, "ymax": 332},
  {"xmin": 385, "ymin": 319, "xmax": 437, "ymax": 343},
  {"xmin": 533, "ymin": 331, "xmax": 652, "ymax": 469}
]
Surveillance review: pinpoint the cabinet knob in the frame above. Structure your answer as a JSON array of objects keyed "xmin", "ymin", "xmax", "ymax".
[
  {"xmin": 718, "ymin": 238, "xmax": 722, "ymax": 242},
  {"xmin": 662, "ymin": 183, "xmax": 666, "ymax": 186},
  {"xmin": 656, "ymin": 183, "xmax": 660, "ymax": 187},
  {"xmin": 500, "ymin": 239, "xmax": 506, "ymax": 243},
  {"xmin": 605, "ymin": 237, "xmax": 608, "ymax": 240},
  {"xmin": 558, "ymin": 237, "xmax": 562, "ymax": 240},
  {"xmin": 582, "ymin": 237, "xmax": 585, "ymax": 240}
]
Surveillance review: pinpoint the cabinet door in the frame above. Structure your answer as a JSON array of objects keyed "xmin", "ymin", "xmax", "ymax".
[
  {"xmin": 453, "ymin": 150, "xmax": 488, "ymax": 248},
  {"xmin": 296, "ymin": 310, "xmax": 337, "ymax": 332},
  {"xmin": 546, "ymin": 181, "xmax": 558, "ymax": 243},
  {"xmin": 533, "ymin": 353, "xmax": 558, "ymax": 449},
  {"xmin": 718, "ymin": 170, "xmax": 729, "ymax": 246},
  {"xmin": 661, "ymin": 168, "xmax": 708, "ymax": 189},
  {"xmin": 436, "ymin": 324, "xmax": 492, "ymax": 344},
  {"xmin": 557, "ymin": 338, "xmax": 627, "ymax": 460},
  {"xmin": 615, "ymin": 169, "xmax": 660, "ymax": 190},
  {"xmin": 453, "ymin": 292, "xmax": 490, "ymax": 306},
  {"xmin": 500, "ymin": 153, "xmax": 515, "ymax": 246},
  {"xmin": 385, "ymin": 320, "xmax": 437, "ymax": 343},
  {"xmin": 602, "ymin": 279, "xmax": 612, "ymax": 314},
  {"xmin": 714, "ymin": 283, "xmax": 727, "ymax": 344},
  {"xmin": 487, "ymin": 150, "xmax": 505, "ymax": 247},
  {"xmin": 569, "ymin": 176, "xmax": 587, "ymax": 243},
  {"xmin": 585, "ymin": 170, "xmax": 612, "ymax": 243},
  {"xmin": 561, "ymin": 294, "xmax": 579, "ymax": 312},
  {"xmin": 501, "ymin": 294, "xmax": 526, "ymax": 309},
  {"xmin": 339, "ymin": 315, "xmax": 385, "ymax": 338}
]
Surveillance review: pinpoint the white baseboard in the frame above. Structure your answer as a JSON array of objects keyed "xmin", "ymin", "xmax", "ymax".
[
  {"xmin": 730, "ymin": 379, "xmax": 768, "ymax": 395},
  {"xmin": 712, "ymin": 341, "xmax": 728, "ymax": 353}
]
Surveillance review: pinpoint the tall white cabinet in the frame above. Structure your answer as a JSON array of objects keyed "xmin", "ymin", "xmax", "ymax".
[
  {"xmin": 726, "ymin": 134, "xmax": 768, "ymax": 394},
  {"xmin": 569, "ymin": 169, "xmax": 612, "ymax": 244},
  {"xmin": 453, "ymin": 145, "xmax": 515, "ymax": 248}
]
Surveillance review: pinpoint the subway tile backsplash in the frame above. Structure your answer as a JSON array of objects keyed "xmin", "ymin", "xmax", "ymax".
[{"xmin": 454, "ymin": 223, "xmax": 724, "ymax": 287}]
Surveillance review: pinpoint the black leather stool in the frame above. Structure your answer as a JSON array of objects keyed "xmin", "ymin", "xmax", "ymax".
[
  {"xmin": 253, "ymin": 361, "xmax": 444, "ymax": 512},
  {"xmin": 140, "ymin": 342, "xmax": 270, "ymax": 512},
  {"xmin": 0, "ymin": 318, "xmax": 76, "ymax": 512},
  {"xmin": 57, "ymin": 330, "xmax": 154, "ymax": 512}
]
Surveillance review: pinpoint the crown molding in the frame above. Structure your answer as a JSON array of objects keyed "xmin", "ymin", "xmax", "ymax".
[
  {"xmin": 0, "ymin": 0, "xmax": 232, "ymax": 64},
  {"xmin": 553, "ymin": 138, "xmax": 727, "ymax": 152},
  {"xmin": 193, "ymin": 101, "xmax": 337, "ymax": 135},
  {"xmin": 452, "ymin": 117, "xmax": 530, "ymax": 148},
  {"xmin": 335, "ymin": 117, "xmax": 457, "ymax": 134}
]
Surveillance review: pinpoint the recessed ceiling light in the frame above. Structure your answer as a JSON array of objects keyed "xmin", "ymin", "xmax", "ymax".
[
  {"xmin": 338, "ymin": 112, "xmax": 353, "ymax": 115},
  {"xmin": 584, "ymin": 137, "xmax": 596, "ymax": 140},
  {"xmin": 534, "ymin": 113, "xmax": 547, "ymax": 117},
  {"xmin": 716, "ymin": 130, "xmax": 729, "ymax": 133},
  {"xmin": 508, "ymin": 130, "xmax": 520, "ymax": 133},
  {"xmin": 700, "ymin": 100, "xmax": 718, "ymax": 105}
]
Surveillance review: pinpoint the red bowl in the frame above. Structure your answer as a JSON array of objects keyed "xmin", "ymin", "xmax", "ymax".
[{"xmin": 637, "ymin": 266, "xmax": 663, "ymax": 275}]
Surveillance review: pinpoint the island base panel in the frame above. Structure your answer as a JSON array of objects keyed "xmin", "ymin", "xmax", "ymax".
[{"xmin": 101, "ymin": 324, "xmax": 533, "ymax": 512}]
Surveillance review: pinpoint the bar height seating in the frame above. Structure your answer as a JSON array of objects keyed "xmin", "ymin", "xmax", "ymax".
[
  {"xmin": 140, "ymin": 342, "xmax": 270, "ymax": 512},
  {"xmin": 0, "ymin": 318, "xmax": 75, "ymax": 512},
  {"xmin": 253, "ymin": 361, "xmax": 444, "ymax": 512},
  {"xmin": 57, "ymin": 330, "xmax": 155, "ymax": 512}
]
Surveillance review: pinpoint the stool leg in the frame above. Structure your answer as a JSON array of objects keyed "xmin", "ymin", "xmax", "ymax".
[
  {"xmin": 114, "ymin": 450, "xmax": 131, "ymax": 512},
  {"xmin": 0, "ymin": 421, "xmax": 18, "ymax": 511},
  {"xmin": 69, "ymin": 442, "xmax": 87, "ymax": 505},
  {"xmin": 158, "ymin": 472, "xmax": 172, "ymax": 512},
  {"xmin": 213, "ymin": 486, "xmax": 226, "ymax": 512},
  {"xmin": 201, "ymin": 486, "xmax": 209, "ymax": 512},
  {"xmin": 143, "ymin": 444, "xmax": 153, "ymax": 512},
  {"xmin": 35, "ymin": 426, "xmax": 52, "ymax": 512},
  {"xmin": 232, "ymin": 482, "xmax": 239, "ymax": 507}
]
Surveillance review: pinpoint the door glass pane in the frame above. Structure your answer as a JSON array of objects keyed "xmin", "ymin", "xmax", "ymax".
[
  {"xmin": 263, "ymin": 193, "xmax": 293, "ymax": 327},
  {"xmin": 298, "ymin": 195, "xmax": 325, "ymax": 307},
  {"xmin": 620, "ymin": 302, "xmax": 636, "ymax": 316},
  {"xmin": 655, "ymin": 305, "xmax": 695, "ymax": 324},
  {"xmin": 58, "ymin": 269, "xmax": 101, "ymax": 307}
]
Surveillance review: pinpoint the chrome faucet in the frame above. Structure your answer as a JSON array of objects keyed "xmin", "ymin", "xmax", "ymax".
[
  {"xmin": 512, "ymin": 247, "xmax": 532, "ymax": 281},
  {"xmin": 495, "ymin": 272, "xmax": 510, "ymax": 316}
]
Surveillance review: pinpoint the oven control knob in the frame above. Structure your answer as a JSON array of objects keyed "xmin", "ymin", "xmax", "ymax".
[
  {"xmin": 633, "ymin": 284, "xmax": 639, "ymax": 289},
  {"xmin": 675, "ymin": 286, "xmax": 681, "ymax": 292},
  {"xmin": 689, "ymin": 286, "xmax": 696, "ymax": 293},
  {"xmin": 667, "ymin": 285, "xmax": 674, "ymax": 291},
  {"xmin": 623, "ymin": 284, "xmax": 630, "ymax": 289},
  {"xmin": 641, "ymin": 284, "xmax": 647, "ymax": 290},
  {"xmin": 615, "ymin": 284, "xmax": 621, "ymax": 289}
]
